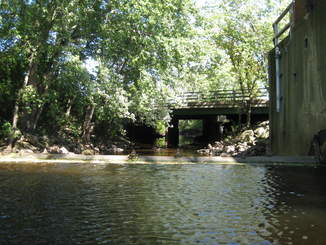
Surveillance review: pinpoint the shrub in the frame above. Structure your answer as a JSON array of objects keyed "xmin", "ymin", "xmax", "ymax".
[
  {"xmin": 155, "ymin": 138, "xmax": 166, "ymax": 148},
  {"xmin": 0, "ymin": 121, "xmax": 13, "ymax": 139}
]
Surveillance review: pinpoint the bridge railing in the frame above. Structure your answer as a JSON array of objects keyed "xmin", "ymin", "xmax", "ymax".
[{"xmin": 170, "ymin": 88, "xmax": 269, "ymax": 108}]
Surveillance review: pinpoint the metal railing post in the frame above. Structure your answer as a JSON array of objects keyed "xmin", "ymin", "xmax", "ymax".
[{"xmin": 273, "ymin": 1, "xmax": 294, "ymax": 112}]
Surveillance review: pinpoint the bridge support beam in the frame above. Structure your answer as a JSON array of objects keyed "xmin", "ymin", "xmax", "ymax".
[
  {"xmin": 167, "ymin": 118, "xmax": 179, "ymax": 148},
  {"xmin": 202, "ymin": 116, "xmax": 220, "ymax": 142}
]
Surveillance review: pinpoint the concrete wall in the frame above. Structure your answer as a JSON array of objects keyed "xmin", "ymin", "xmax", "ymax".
[{"xmin": 269, "ymin": 0, "xmax": 326, "ymax": 155}]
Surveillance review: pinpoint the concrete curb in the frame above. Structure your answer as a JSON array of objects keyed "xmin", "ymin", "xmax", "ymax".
[{"xmin": 0, "ymin": 153, "xmax": 320, "ymax": 166}]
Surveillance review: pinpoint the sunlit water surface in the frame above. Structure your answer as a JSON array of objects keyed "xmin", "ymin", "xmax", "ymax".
[{"xmin": 0, "ymin": 163, "xmax": 325, "ymax": 245}]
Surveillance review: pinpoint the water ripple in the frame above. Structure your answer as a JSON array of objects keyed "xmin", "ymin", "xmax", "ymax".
[{"xmin": 0, "ymin": 164, "xmax": 325, "ymax": 244}]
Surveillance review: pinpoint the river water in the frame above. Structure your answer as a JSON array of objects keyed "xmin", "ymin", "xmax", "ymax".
[{"xmin": 0, "ymin": 163, "xmax": 325, "ymax": 245}]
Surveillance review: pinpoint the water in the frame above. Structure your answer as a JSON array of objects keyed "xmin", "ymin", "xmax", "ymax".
[
  {"xmin": 0, "ymin": 163, "xmax": 325, "ymax": 245},
  {"xmin": 132, "ymin": 148, "xmax": 202, "ymax": 157}
]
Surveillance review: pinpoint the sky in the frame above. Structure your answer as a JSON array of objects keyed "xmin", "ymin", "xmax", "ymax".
[
  {"xmin": 195, "ymin": 0, "xmax": 292, "ymax": 10},
  {"xmin": 196, "ymin": 0, "xmax": 209, "ymax": 7},
  {"xmin": 195, "ymin": 0, "xmax": 218, "ymax": 8}
]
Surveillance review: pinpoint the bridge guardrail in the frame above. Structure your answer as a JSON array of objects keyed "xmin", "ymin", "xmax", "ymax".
[{"xmin": 169, "ymin": 88, "xmax": 269, "ymax": 109}]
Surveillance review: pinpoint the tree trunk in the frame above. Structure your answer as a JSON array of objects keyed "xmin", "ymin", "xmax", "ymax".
[
  {"xmin": 31, "ymin": 105, "xmax": 44, "ymax": 131},
  {"xmin": 28, "ymin": 81, "xmax": 51, "ymax": 132},
  {"xmin": 65, "ymin": 96, "xmax": 76, "ymax": 117},
  {"xmin": 65, "ymin": 100, "xmax": 72, "ymax": 117},
  {"xmin": 8, "ymin": 56, "xmax": 35, "ymax": 150},
  {"xmin": 12, "ymin": 61, "xmax": 34, "ymax": 129},
  {"xmin": 246, "ymin": 103, "xmax": 252, "ymax": 127},
  {"xmin": 82, "ymin": 103, "xmax": 96, "ymax": 144}
]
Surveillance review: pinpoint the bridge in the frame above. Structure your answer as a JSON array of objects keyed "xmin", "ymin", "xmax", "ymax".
[{"xmin": 167, "ymin": 88, "xmax": 269, "ymax": 147}]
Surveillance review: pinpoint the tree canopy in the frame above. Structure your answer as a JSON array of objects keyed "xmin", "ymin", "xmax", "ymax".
[{"xmin": 0, "ymin": 0, "xmax": 291, "ymax": 151}]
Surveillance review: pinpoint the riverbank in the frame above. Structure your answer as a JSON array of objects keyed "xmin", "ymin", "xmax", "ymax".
[
  {"xmin": 198, "ymin": 121, "xmax": 270, "ymax": 157},
  {"xmin": 0, "ymin": 152, "xmax": 319, "ymax": 166}
]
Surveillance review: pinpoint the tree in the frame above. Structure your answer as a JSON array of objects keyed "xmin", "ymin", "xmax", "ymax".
[
  {"xmin": 1, "ymin": 0, "xmax": 108, "ymax": 146},
  {"xmin": 0, "ymin": 0, "xmax": 198, "ymax": 149},
  {"xmin": 205, "ymin": 0, "xmax": 291, "ymax": 126}
]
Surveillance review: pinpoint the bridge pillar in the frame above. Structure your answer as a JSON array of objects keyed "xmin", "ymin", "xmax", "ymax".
[
  {"xmin": 202, "ymin": 116, "xmax": 220, "ymax": 142},
  {"xmin": 167, "ymin": 118, "xmax": 179, "ymax": 148}
]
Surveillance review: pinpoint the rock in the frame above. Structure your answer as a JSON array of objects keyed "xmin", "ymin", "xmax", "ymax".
[
  {"xmin": 210, "ymin": 141, "xmax": 224, "ymax": 155},
  {"xmin": 59, "ymin": 147, "xmax": 69, "ymax": 154},
  {"xmin": 116, "ymin": 148, "xmax": 124, "ymax": 153},
  {"xmin": 73, "ymin": 145, "xmax": 82, "ymax": 154},
  {"xmin": 220, "ymin": 153, "xmax": 231, "ymax": 157},
  {"xmin": 19, "ymin": 149, "xmax": 34, "ymax": 154},
  {"xmin": 48, "ymin": 145, "xmax": 61, "ymax": 154},
  {"xmin": 254, "ymin": 127, "xmax": 265, "ymax": 137},
  {"xmin": 82, "ymin": 149, "xmax": 94, "ymax": 155},
  {"xmin": 224, "ymin": 136, "xmax": 234, "ymax": 144},
  {"xmin": 2, "ymin": 146, "xmax": 12, "ymax": 154},
  {"xmin": 236, "ymin": 142, "xmax": 249, "ymax": 152},
  {"xmin": 309, "ymin": 130, "xmax": 326, "ymax": 163},
  {"xmin": 254, "ymin": 127, "xmax": 269, "ymax": 139},
  {"xmin": 42, "ymin": 148, "xmax": 48, "ymax": 154},
  {"xmin": 225, "ymin": 145, "xmax": 235, "ymax": 154},
  {"xmin": 24, "ymin": 133, "xmax": 41, "ymax": 147},
  {"xmin": 197, "ymin": 148, "xmax": 210, "ymax": 155},
  {"xmin": 175, "ymin": 149, "xmax": 182, "ymax": 157},
  {"xmin": 15, "ymin": 140, "xmax": 37, "ymax": 151},
  {"xmin": 199, "ymin": 121, "xmax": 270, "ymax": 157},
  {"xmin": 245, "ymin": 141, "xmax": 266, "ymax": 156},
  {"xmin": 109, "ymin": 144, "xmax": 124, "ymax": 153},
  {"xmin": 211, "ymin": 148, "xmax": 222, "ymax": 155},
  {"xmin": 239, "ymin": 130, "xmax": 255, "ymax": 142},
  {"xmin": 128, "ymin": 149, "xmax": 138, "ymax": 160},
  {"xmin": 258, "ymin": 121, "xmax": 269, "ymax": 127},
  {"xmin": 214, "ymin": 141, "xmax": 224, "ymax": 150},
  {"xmin": 320, "ymin": 142, "xmax": 326, "ymax": 163}
]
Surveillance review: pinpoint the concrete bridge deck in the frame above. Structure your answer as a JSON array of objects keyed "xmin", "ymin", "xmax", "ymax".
[
  {"xmin": 167, "ymin": 88, "xmax": 269, "ymax": 147},
  {"xmin": 172, "ymin": 106, "xmax": 268, "ymax": 119}
]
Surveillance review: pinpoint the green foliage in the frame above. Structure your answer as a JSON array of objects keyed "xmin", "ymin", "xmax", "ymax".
[
  {"xmin": 154, "ymin": 138, "xmax": 166, "ymax": 148},
  {"xmin": 0, "ymin": 0, "xmax": 197, "ymax": 137},
  {"xmin": 0, "ymin": 121, "xmax": 13, "ymax": 139},
  {"xmin": 0, "ymin": 0, "xmax": 290, "ymax": 147},
  {"xmin": 59, "ymin": 118, "xmax": 81, "ymax": 139},
  {"xmin": 179, "ymin": 120, "xmax": 202, "ymax": 146},
  {"xmin": 208, "ymin": 1, "xmax": 272, "ymax": 91},
  {"xmin": 21, "ymin": 85, "xmax": 44, "ymax": 114},
  {"xmin": 179, "ymin": 120, "xmax": 202, "ymax": 133},
  {"xmin": 155, "ymin": 121, "xmax": 167, "ymax": 136}
]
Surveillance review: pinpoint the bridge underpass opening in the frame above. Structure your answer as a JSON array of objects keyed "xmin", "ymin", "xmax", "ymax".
[
  {"xmin": 178, "ymin": 120, "xmax": 202, "ymax": 147},
  {"xmin": 167, "ymin": 116, "xmax": 225, "ymax": 148}
]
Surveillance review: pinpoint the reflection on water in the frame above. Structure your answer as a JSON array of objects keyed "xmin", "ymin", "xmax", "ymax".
[
  {"xmin": 133, "ymin": 148, "xmax": 202, "ymax": 157},
  {"xmin": 0, "ymin": 163, "xmax": 326, "ymax": 244}
]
